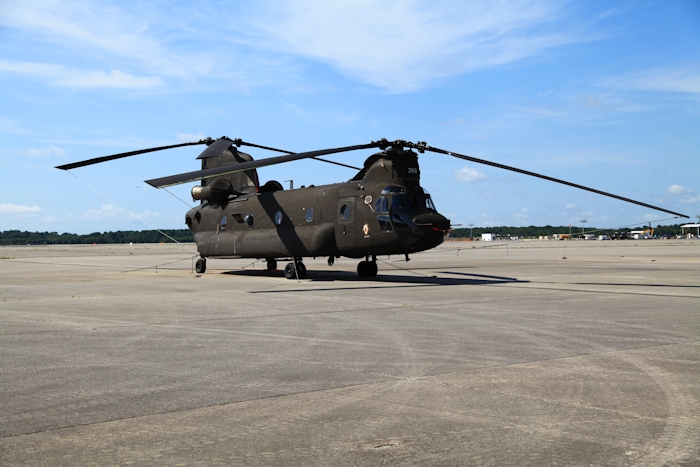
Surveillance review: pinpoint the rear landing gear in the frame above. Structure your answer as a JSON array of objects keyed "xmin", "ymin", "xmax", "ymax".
[
  {"xmin": 357, "ymin": 258, "xmax": 377, "ymax": 278},
  {"xmin": 195, "ymin": 257, "xmax": 206, "ymax": 274},
  {"xmin": 266, "ymin": 258, "xmax": 277, "ymax": 272},
  {"xmin": 284, "ymin": 258, "xmax": 306, "ymax": 279}
]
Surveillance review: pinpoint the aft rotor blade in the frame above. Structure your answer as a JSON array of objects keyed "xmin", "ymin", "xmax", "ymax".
[
  {"xmin": 146, "ymin": 141, "xmax": 383, "ymax": 188},
  {"xmin": 235, "ymin": 141, "xmax": 361, "ymax": 170},
  {"xmin": 424, "ymin": 145, "xmax": 689, "ymax": 218},
  {"xmin": 56, "ymin": 140, "xmax": 211, "ymax": 170}
]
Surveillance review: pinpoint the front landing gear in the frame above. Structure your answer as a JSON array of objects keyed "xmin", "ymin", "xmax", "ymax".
[
  {"xmin": 266, "ymin": 258, "xmax": 278, "ymax": 272},
  {"xmin": 284, "ymin": 258, "xmax": 307, "ymax": 280},
  {"xmin": 195, "ymin": 257, "xmax": 206, "ymax": 274},
  {"xmin": 357, "ymin": 257, "xmax": 378, "ymax": 278}
]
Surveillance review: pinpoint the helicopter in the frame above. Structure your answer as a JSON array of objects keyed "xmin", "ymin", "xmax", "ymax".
[{"xmin": 57, "ymin": 137, "xmax": 688, "ymax": 279}]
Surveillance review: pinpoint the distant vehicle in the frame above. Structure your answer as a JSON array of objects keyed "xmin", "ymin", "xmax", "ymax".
[
  {"xmin": 631, "ymin": 229, "xmax": 654, "ymax": 240},
  {"xmin": 598, "ymin": 235, "xmax": 610, "ymax": 240}
]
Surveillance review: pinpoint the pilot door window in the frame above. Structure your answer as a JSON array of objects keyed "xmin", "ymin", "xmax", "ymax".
[{"xmin": 374, "ymin": 197, "xmax": 392, "ymax": 232}]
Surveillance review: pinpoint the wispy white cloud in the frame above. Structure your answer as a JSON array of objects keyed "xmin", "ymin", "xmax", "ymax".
[
  {"xmin": 455, "ymin": 166, "xmax": 486, "ymax": 182},
  {"xmin": 54, "ymin": 69, "xmax": 161, "ymax": 88},
  {"xmin": 0, "ymin": 117, "xmax": 30, "ymax": 134},
  {"xmin": 605, "ymin": 67, "xmax": 700, "ymax": 94},
  {"xmin": 0, "ymin": 1, "xmax": 209, "ymax": 90},
  {"xmin": 81, "ymin": 204, "xmax": 159, "ymax": 221},
  {"xmin": 0, "ymin": 60, "xmax": 161, "ymax": 88},
  {"xmin": 664, "ymin": 184, "xmax": 698, "ymax": 204},
  {"xmin": 666, "ymin": 184, "xmax": 691, "ymax": 194},
  {"xmin": 246, "ymin": 0, "xmax": 592, "ymax": 92},
  {"xmin": 24, "ymin": 145, "xmax": 65, "ymax": 157},
  {"xmin": 565, "ymin": 203, "xmax": 576, "ymax": 209},
  {"xmin": 0, "ymin": 1, "xmax": 605, "ymax": 94},
  {"xmin": 0, "ymin": 203, "xmax": 42, "ymax": 214},
  {"xmin": 177, "ymin": 133, "xmax": 206, "ymax": 142}
]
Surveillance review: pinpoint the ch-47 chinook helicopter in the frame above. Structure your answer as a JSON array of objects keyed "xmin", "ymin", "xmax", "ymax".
[{"xmin": 57, "ymin": 138, "xmax": 688, "ymax": 279}]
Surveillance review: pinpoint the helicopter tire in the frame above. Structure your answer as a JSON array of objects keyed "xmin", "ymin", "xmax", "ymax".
[
  {"xmin": 357, "ymin": 261, "xmax": 368, "ymax": 277},
  {"xmin": 284, "ymin": 261, "xmax": 307, "ymax": 279},
  {"xmin": 284, "ymin": 262, "xmax": 296, "ymax": 279},
  {"xmin": 357, "ymin": 260, "xmax": 378, "ymax": 278},
  {"xmin": 368, "ymin": 261, "xmax": 378, "ymax": 277},
  {"xmin": 296, "ymin": 262, "xmax": 307, "ymax": 279},
  {"xmin": 195, "ymin": 258, "xmax": 206, "ymax": 274},
  {"xmin": 266, "ymin": 258, "xmax": 277, "ymax": 272}
]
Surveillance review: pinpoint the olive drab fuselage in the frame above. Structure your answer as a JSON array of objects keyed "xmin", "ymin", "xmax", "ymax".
[{"xmin": 185, "ymin": 149, "xmax": 451, "ymax": 260}]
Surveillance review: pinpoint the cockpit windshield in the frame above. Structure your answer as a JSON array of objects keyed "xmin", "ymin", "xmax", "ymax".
[
  {"xmin": 391, "ymin": 194, "xmax": 415, "ymax": 211},
  {"xmin": 381, "ymin": 186, "xmax": 436, "ymax": 212},
  {"xmin": 391, "ymin": 194, "xmax": 436, "ymax": 211}
]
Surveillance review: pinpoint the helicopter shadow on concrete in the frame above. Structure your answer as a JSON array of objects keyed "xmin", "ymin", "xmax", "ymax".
[{"xmin": 223, "ymin": 268, "xmax": 526, "ymax": 292}]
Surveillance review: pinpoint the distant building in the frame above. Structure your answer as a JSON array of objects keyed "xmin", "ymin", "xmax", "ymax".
[
  {"xmin": 680, "ymin": 223, "xmax": 700, "ymax": 238},
  {"xmin": 482, "ymin": 233, "xmax": 494, "ymax": 242}
]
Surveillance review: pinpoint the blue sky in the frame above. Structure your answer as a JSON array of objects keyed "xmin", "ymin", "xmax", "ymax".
[{"xmin": 1, "ymin": 0, "xmax": 699, "ymax": 234}]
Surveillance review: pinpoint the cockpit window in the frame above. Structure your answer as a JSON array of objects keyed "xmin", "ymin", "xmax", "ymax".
[
  {"xmin": 375, "ymin": 196, "xmax": 389, "ymax": 213},
  {"xmin": 391, "ymin": 194, "xmax": 417, "ymax": 211},
  {"xmin": 418, "ymin": 195, "xmax": 436, "ymax": 210},
  {"xmin": 390, "ymin": 194, "xmax": 436, "ymax": 211},
  {"xmin": 381, "ymin": 186, "xmax": 405, "ymax": 194}
]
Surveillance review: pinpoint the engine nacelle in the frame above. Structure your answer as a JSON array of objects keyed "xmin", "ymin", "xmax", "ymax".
[{"xmin": 191, "ymin": 178, "xmax": 234, "ymax": 202}]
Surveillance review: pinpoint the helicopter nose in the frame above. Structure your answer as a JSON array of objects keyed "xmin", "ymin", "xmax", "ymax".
[{"xmin": 412, "ymin": 212, "xmax": 451, "ymax": 233}]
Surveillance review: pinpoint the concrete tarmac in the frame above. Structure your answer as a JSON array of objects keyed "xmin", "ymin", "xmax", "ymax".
[{"xmin": 1, "ymin": 240, "xmax": 698, "ymax": 466}]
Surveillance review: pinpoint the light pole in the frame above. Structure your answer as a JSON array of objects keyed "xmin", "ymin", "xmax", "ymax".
[
  {"xmin": 469, "ymin": 223, "xmax": 474, "ymax": 240},
  {"xmin": 568, "ymin": 224, "xmax": 572, "ymax": 237},
  {"xmin": 580, "ymin": 219, "xmax": 587, "ymax": 238}
]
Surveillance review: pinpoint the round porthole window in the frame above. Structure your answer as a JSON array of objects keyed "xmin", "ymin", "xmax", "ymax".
[
  {"xmin": 275, "ymin": 211, "xmax": 283, "ymax": 225},
  {"xmin": 339, "ymin": 204, "xmax": 350, "ymax": 220},
  {"xmin": 220, "ymin": 216, "xmax": 228, "ymax": 229},
  {"xmin": 305, "ymin": 207, "xmax": 314, "ymax": 222}
]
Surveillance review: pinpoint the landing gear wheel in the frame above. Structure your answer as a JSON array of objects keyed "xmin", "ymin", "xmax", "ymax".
[
  {"xmin": 195, "ymin": 258, "xmax": 206, "ymax": 274},
  {"xmin": 284, "ymin": 262, "xmax": 296, "ymax": 279},
  {"xmin": 357, "ymin": 261, "xmax": 377, "ymax": 278},
  {"xmin": 266, "ymin": 258, "xmax": 277, "ymax": 272},
  {"xmin": 284, "ymin": 261, "xmax": 307, "ymax": 280},
  {"xmin": 297, "ymin": 262, "xmax": 307, "ymax": 279},
  {"xmin": 367, "ymin": 261, "xmax": 378, "ymax": 277}
]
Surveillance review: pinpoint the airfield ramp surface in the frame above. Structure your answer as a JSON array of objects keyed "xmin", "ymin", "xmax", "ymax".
[{"xmin": 1, "ymin": 240, "xmax": 699, "ymax": 466}]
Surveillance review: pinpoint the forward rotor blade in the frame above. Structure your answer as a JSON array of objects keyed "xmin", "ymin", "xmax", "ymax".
[
  {"xmin": 195, "ymin": 138, "xmax": 234, "ymax": 159},
  {"xmin": 424, "ymin": 145, "xmax": 688, "ymax": 218},
  {"xmin": 146, "ymin": 142, "xmax": 383, "ymax": 188},
  {"xmin": 56, "ymin": 140, "xmax": 211, "ymax": 170}
]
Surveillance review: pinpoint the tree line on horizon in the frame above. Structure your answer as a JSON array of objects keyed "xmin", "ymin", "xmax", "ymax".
[
  {"xmin": 449, "ymin": 224, "xmax": 688, "ymax": 239},
  {"xmin": 0, "ymin": 229, "xmax": 194, "ymax": 245},
  {"xmin": 0, "ymin": 224, "xmax": 689, "ymax": 245}
]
